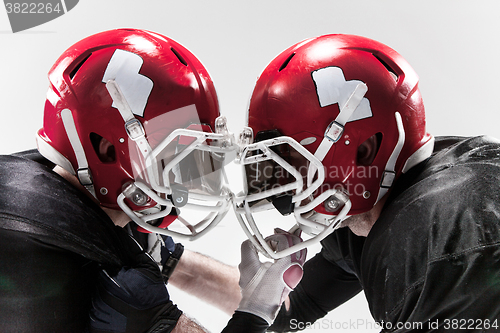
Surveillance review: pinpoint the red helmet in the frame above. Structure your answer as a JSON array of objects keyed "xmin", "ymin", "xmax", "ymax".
[
  {"xmin": 235, "ymin": 34, "xmax": 434, "ymax": 258},
  {"xmin": 37, "ymin": 28, "xmax": 236, "ymax": 240}
]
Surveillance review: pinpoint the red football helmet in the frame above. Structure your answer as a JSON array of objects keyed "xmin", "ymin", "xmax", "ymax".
[
  {"xmin": 235, "ymin": 34, "xmax": 434, "ymax": 258},
  {"xmin": 37, "ymin": 28, "xmax": 236, "ymax": 240}
]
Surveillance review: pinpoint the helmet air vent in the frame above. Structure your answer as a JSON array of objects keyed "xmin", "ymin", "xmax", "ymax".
[
  {"xmin": 279, "ymin": 52, "xmax": 296, "ymax": 72},
  {"xmin": 69, "ymin": 53, "xmax": 92, "ymax": 80},
  {"xmin": 373, "ymin": 54, "xmax": 398, "ymax": 82},
  {"xmin": 171, "ymin": 47, "xmax": 188, "ymax": 66}
]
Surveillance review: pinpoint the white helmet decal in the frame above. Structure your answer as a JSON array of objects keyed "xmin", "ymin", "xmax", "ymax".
[
  {"xmin": 102, "ymin": 49, "xmax": 153, "ymax": 118},
  {"xmin": 312, "ymin": 66, "xmax": 372, "ymax": 122}
]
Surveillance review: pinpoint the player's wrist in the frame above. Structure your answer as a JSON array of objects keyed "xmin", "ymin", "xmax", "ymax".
[
  {"xmin": 161, "ymin": 243, "xmax": 184, "ymax": 282},
  {"xmin": 222, "ymin": 311, "xmax": 269, "ymax": 333}
]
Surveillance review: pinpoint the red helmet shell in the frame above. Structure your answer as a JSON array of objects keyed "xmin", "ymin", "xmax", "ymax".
[
  {"xmin": 38, "ymin": 28, "xmax": 220, "ymax": 209},
  {"xmin": 248, "ymin": 34, "xmax": 431, "ymax": 215}
]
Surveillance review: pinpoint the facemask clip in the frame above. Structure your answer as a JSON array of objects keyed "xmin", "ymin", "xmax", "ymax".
[
  {"xmin": 237, "ymin": 127, "xmax": 254, "ymax": 160},
  {"xmin": 122, "ymin": 182, "xmax": 149, "ymax": 206},
  {"xmin": 324, "ymin": 191, "xmax": 349, "ymax": 213},
  {"xmin": 170, "ymin": 183, "xmax": 189, "ymax": 207}
]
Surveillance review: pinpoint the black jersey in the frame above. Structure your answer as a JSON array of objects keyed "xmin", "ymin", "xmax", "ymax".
[
  {"xmin": 271, "ymin": 136, "xmax": 500, "ymax": 332},
  {"xmin": 0, "ymin": 151, "xmax": 142, "ymax": 332}
]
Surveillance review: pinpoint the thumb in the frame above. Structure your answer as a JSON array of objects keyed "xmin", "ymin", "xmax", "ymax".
[{"xmin": 283, "ymin": 263, "xmax": 303, "ymax": 290}]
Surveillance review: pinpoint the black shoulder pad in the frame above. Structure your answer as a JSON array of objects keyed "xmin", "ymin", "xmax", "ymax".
[{"xmin": 0, "ymin": 155, "xmax": 129, "ymax": 266}]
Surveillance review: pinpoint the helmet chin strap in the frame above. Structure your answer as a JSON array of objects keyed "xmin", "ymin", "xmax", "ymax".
[
  {"xmin": 313, "ymin": 83, "xmax": 368, "ymax": 161},
  {"xmin": 308, "ymin": 83, "xmax": 368, "ymax": 187},
  {"xmin": 105, "ymin": 80, "xmax": 155, "ymax": 167}
]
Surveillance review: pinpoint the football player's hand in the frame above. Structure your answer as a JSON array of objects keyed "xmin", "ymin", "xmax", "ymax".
[
  {"xmin": 90, "ymin": 237, "xmax": 182, "ymax": 333},
  {"xmin": 237, "ymin": 229, "xmax": 307, "ymax": 325}
]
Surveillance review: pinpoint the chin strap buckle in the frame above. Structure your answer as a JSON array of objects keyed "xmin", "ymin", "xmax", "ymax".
[{"xmin": 77, "ymin": 167, "xmax": 93, "ymax": 187}]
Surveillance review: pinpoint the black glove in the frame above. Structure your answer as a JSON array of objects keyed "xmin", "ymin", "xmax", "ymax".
[
  {"xmin": 128, "ymin": 225, "xmax": 184, "ymax": 283},
  {"xmin": 161, "ymin": 242, "xmax": 184, "ymax": 282},
  {"xmin": 90, "ymin": 236, "xmax": 182, "ymax": 333}
]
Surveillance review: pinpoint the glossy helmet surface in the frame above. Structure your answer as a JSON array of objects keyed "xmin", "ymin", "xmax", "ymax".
[
  {"xmin": 37, "ymin": 28, "xmax": 236, "ymax": 240},
  {"xmin": 236, "ymin": 34, "xmax": 434, "ymax": 258}
]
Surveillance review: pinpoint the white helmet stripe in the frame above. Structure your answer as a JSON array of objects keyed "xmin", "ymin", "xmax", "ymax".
[
  {"xmin": 376, "ymin": 112, "xmax": 405, "ymax": 202},
  {"xmin": 60, "ymin": 108, "xmax": 96, "ymax": 197}
]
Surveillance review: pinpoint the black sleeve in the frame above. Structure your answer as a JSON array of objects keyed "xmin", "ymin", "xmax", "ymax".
[
  {"xmin": 0, "ymin": 228, "xmax": 98, "ymax": 333},
  {"xmin": 12, "ymin": 148, "xmax": 56, "ymax": 169},
  {"xmin": 269, "ymin": 251, "xmax": 362, "ymax": 332},
  {"xmin": 222, "ymin": 311, "xmax": 269, "ymax": 333}
]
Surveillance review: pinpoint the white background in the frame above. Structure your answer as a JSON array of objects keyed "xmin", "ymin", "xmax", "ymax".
[{"xmin": 1, "ymin": 1, "xmax": 500, "ymax": 332}]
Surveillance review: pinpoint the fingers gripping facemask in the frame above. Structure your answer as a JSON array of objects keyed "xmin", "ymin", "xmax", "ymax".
[{"xmin": 106, "ymin": 80, "xmax": 237, "ymax": 240}]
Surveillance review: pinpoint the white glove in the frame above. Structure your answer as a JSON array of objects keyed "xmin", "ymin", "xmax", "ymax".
[{"xmin": 237, "ymin": 229, "xmax": 307, "ymax": 325}]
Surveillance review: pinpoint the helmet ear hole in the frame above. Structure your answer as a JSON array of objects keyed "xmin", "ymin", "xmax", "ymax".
[
  {"xmin": 90, "ymin": 132, "xmax": 116, "ymax": 163},
  {"xmin": 357, "ymin": 133, "xmax": 382, "ymax": 166}
]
